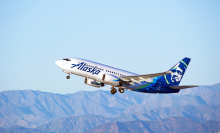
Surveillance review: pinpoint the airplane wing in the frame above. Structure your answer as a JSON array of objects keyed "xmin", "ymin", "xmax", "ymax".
[
  {"xmin": 119, "ymin": 71, "xmax": 172, "ymax": 85},
  {"xmin": 169, "ymin": 85, "xmax": 198, "ymax": 89}
]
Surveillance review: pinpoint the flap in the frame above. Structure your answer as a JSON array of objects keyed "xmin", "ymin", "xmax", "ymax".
[{"xmin": 120, "ymin": 71, "xmax": 172, "ymax": 82}]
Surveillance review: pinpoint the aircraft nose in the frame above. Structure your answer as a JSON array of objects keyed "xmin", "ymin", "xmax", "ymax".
[{"xmin": 55, "ymin": 60, "xmax": 63, "ymax": 67}]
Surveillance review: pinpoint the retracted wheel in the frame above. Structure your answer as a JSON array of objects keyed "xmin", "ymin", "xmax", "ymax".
[
  {"xmin": 66, "ymin": 75, "xmax": 70, "ymax": 79},
  {"xmin": 119, "ymin": 87, "xmax": 124, "ymax": 93}
]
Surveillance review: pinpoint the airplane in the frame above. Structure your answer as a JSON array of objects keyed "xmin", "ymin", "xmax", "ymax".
[{"xmin": 55, "ymin": 57, "xmax": 198, "ymax": 94}]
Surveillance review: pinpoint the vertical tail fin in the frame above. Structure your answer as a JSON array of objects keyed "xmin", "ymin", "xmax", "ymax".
[{"xmin": 163, "ymin": 57, "xmax": 191, "ymax": 85}]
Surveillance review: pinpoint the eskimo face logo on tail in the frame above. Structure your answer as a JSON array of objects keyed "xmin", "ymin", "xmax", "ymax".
[
  {"xmin": 71, "ymin": 62, "xmax": 100, "ymax": 75},
  {"xmin": 171, "ymin": 63, "xmax": 186, "ymax": 83}
]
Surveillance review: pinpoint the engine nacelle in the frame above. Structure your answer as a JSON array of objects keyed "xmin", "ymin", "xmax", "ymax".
[
  {"xmin": 102, "ymin": 74, "xmax": 121, "ymax": 87},
  {"xmin": 84, "ymin": 77, "xmax": 104, "ymax": 88}
]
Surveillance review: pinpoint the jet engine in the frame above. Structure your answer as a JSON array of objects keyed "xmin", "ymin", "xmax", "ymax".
[
  {"xmin": 102, "ymin": 74, "xmax": 122, "ymax": 87},
  {"xmin": 84, "ymin": 77, "xmax": 104, "ymax": 88}
]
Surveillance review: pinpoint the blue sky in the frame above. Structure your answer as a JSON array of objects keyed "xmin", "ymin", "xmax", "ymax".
[{"xmin": 0, "ymin": 0, "xmax": 219, "ymax": 94}]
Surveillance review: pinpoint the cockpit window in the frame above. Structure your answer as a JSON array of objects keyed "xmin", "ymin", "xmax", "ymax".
[{"xmin": 63, "ymin": 58, "xmax": 71, "ymax": 61}]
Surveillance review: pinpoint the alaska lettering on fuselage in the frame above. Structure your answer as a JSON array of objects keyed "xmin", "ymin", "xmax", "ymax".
[{"xmin": 71, "ymin": 62, "xmax": 101, "ymax": 75}]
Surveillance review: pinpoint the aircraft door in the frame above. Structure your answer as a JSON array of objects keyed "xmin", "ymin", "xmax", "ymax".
[{"xmin": 157, "ymin": 82, "xmax": 161, "ymax": 91}]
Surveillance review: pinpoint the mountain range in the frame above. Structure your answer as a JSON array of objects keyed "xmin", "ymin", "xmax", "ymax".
[
  {"xmin": 0, "ymin": 82, "xmax": 220, "ymax": 132},
  {"xmin": 1, "ymin": 117, "xmax": 219, "ymax": 133}
]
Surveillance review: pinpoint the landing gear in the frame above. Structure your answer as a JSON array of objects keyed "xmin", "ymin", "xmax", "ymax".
[
  {"xmin": 110, "ymin": 86, "xmax": 125, "ymax": 94},
  {"xmin": 118, "ymin": 87, "xmax": 124, "ymax": 93},
  {"xmin": 111, "ymin": 90, "xmax": 115, "ymax": 94},
  {"xmin": 111, "ymin": 87, "xmax": 117, "ymax": 95},
  {"xmin": 66, "ymin": 75, "xmax": 70, "ymax": 79}
]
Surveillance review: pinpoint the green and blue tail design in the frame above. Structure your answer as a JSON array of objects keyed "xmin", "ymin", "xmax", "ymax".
[{"xmin": 159, "ymin": 57, "xmax": 191, "ymax": 86}]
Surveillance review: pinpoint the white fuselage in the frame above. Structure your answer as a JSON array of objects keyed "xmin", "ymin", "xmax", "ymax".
[{"xmin": 55, "ymin": 57, "xmax": 137, "ymax": 83}]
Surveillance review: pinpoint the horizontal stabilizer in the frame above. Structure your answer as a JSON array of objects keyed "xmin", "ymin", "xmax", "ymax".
[{"xmin": 169, "ymin": 85, "xmax": 198, "ymax": 89}]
